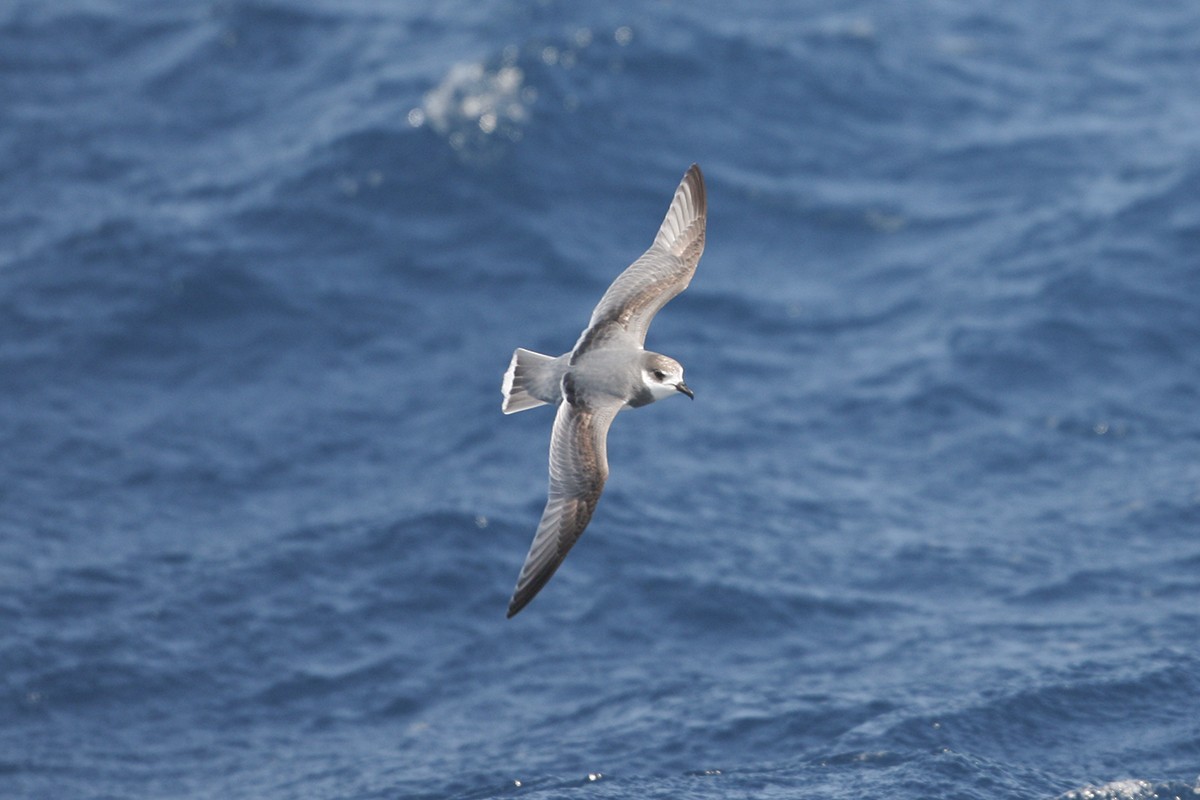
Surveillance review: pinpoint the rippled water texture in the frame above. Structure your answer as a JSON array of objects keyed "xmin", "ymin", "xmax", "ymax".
[{"xmin": 2, "ymin": 1, "xmax": 1199, "ymax": 798}]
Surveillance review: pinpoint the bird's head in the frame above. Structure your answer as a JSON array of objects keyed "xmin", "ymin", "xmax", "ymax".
[{"xmin": 640, "ymin": 353, "xmax": 694, "ymax": 402}]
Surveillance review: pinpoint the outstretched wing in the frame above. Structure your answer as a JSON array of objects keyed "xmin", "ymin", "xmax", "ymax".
[
  {"xmin": 574, "ymin": 164, "xmax": 707, "ymax": 355},
  {"xmin": 506, "ymin": 398, "xmax": 621, "ymax": 618}
]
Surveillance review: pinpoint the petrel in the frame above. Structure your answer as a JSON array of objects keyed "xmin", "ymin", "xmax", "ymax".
[{"xmin": 499, "ymin": 164, "xmax": 706, "ymax": 617}]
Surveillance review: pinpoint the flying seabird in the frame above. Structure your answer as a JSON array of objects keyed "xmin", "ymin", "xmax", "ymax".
[{"xmin": 499, "ymin": 164, "xmax": 706, "ymax": 617}]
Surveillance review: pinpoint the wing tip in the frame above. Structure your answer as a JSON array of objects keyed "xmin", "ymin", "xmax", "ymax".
[
  {"xmin": 654, "ymin": 163, "xmax": 707, "ymax": 256},
  {"xmin": 505, "ymin": 595, "xmax": 527, "ymax": 618},
  {"xmin": 505, "ymin": 570, "xmax": 550, "ymax": 618},
  {"xmin": 685, "ymin": 162, "xmax": 706, "ymax": 213}
]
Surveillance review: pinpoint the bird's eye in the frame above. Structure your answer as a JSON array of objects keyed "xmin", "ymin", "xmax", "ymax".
[{"xmin": 652, "ymin": 369, "xmax": 666, "ymax": 381}]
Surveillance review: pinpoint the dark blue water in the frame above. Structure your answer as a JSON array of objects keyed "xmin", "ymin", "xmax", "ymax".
[{"xmin": 4, "ymin": 1, "xmax": 1199, "ymax": 798}]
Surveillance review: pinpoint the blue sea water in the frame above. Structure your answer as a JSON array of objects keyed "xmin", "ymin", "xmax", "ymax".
[{"xmin": 3, "ymin": 0, "xmax": 1200, "ymax": 797}]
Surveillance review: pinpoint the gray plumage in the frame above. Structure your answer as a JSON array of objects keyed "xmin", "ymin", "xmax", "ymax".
[{"xmin": 500, "ymin": 164, "xmax": 706, "ymax": 618}]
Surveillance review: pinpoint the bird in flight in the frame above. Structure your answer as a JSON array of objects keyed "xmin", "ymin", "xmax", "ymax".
[{"xmin": 500, "ymin": 164, "xmax": 706, "ymax": 617}]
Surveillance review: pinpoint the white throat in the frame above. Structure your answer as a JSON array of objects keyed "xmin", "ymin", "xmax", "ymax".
[{"xmin": 643, "ymin": 373, "xmax": 683, "ymax": 400}]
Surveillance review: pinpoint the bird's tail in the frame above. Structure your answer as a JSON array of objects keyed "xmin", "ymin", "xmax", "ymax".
[{"xmin": 501, "ymin": 348, "xmax": 555, "ymax": 414}]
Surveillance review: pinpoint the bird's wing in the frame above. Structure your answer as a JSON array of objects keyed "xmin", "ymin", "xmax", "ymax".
[
  {"xmin": 573, "ymin": 164, "xmax": 706, "ymax": 356},
  {"xmin": 506, "ymin": 397, "xmax": 621, "ymax": 617}
]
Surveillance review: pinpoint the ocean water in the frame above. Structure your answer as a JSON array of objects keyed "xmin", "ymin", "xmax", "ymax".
[{"xmin": 3, "ymin": 1, "xmax": 1199, "ymax": 798}]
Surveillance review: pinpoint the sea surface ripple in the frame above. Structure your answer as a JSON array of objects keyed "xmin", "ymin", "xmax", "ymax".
[{"xmin": 2, "ymin": 1, "xmax": 1199, "ymax": 798}]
